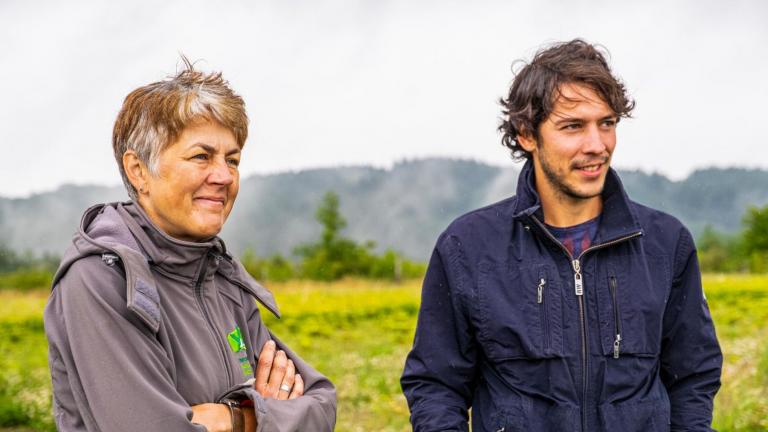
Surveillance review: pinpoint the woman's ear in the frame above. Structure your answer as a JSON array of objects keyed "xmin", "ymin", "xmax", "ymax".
[{"xmin": 123, "ymin": 150, "xmax": 150, "ymax": 195}]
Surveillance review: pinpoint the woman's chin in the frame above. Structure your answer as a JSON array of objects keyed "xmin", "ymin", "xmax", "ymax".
[{"xmin": 183, "ymin": 218, "xmax": 224, "ymax": 241}]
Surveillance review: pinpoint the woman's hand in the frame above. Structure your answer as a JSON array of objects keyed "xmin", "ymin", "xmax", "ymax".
[
  {"xmin": 191, "ymin": 403, "xmax": 231, "ymax": 432},
  {"xmin": 254, "ymin": 340, "xmax": 304, "ymax": 400}
]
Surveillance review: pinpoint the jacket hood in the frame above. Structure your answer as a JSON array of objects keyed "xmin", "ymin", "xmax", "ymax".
[
  {"xmin": 53, "ymin": 201, "xmax": 280, "ymax": 329},
  {"xmin": 512, "ymin": 159, "xmax": 643, "ymax": 242}
]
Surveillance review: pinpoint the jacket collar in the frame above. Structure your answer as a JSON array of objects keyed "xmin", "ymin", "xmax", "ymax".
[
  {"xmin": 116, "ymin": 201, "xmax": 281, "ymax": 317},
  {"xmin": 63, "ymin": 201, "xmax": 280, "ymax": 319},
  {"xmin": 116, "ymin": 201, "xmax": 225, "ymax": 280},
  {"xmin": 512, "ymin": 159, "xmax": 643, "ymax": 243}
]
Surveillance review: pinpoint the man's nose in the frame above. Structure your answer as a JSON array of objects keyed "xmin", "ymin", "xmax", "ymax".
[{"xmin": 582, "ymin": 124, "xmax": 608, "ymax": 154}]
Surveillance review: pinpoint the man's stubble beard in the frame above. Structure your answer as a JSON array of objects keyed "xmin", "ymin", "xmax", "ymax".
[{"xmin": 537, "ymin": 149, "xmax": 607, "ymax": 202}]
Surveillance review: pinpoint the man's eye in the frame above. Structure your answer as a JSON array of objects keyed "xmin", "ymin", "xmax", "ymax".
[
  {"xmin": 601, "ymin": 119, "xmax": 617, "ymax": 127},
  {"xmin": 563, "ymin": 123, "xmax": 581, "ymax": 130}
]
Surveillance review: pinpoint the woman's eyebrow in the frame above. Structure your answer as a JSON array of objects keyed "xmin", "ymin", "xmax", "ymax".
[
  {"xmin": 190, "ymin": 143, "xmax": 240, "ymax": 156},
  {"xmin": 191, "ymin": 143, "xmax": 216, "ymax": 153}
]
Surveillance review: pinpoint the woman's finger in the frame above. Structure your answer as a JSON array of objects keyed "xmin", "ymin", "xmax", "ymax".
[
  {"xmin": 265, "ymin": 350, "xmax": 288, "ymax": 397},
  {"xmin": 255, "ymin": 340, "xmax": 276, "ymax": 395},
  {"xmin": 277, "ymin": 360, "xmax": 296, "ymax": 400},
  {"xmin": 289, "ymin": 374, "xmax": 304, "ymax": 399}
]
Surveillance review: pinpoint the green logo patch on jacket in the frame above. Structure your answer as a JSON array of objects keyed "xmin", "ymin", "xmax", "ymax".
[
  {"xmin": 227, "ymin": 326, "xmax": 253, "ymax": 376},
  {"xmin": 227, "ymin": 326, "xmax": 246, "ymax": 353}
]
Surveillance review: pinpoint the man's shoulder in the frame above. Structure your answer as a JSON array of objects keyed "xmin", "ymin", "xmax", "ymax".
[
  {"xmin": 437, "ymin": 195, "xmax": 519, "ymax": 247},
  {"xmin": 629, "ymin": 200, "xmax": 687, "ymax": 233},
  {"xmin": 628, "ymin": 200, "xmax": 694, "ymax": 257}
]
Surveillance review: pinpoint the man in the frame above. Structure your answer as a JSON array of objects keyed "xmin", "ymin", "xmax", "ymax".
[{"xmin": 401, "ymin": 39, "xmax": 722, "ymax": 431}]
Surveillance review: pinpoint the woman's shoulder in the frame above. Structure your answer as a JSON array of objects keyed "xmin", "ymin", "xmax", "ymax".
[{"xmin": 53, "ymin": 254, "xmax": 129, "ymax": 310}]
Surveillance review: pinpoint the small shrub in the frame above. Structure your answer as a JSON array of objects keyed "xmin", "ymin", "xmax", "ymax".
[{"xmin": 0, "ymin": 269, "xmax": 53, "ymax": 291}]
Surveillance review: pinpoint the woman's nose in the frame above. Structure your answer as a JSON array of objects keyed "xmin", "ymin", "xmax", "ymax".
[{"xmin": 207, "ymin": 158, "xmax": 235, "ymax": 185}]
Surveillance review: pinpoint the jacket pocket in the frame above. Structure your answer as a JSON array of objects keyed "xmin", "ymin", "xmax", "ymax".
[
  {"xmin": 598, "ymin": 397, "xmax": 671, "ymax": 432},
  {"xmin": 596, "ymin": 256, "xmax": 668, "ymax": 357},
  {"xmin": 608, "ymin": 275, "xmax": 623, "ymax": 358},
  {"xmin": 481, "ymin": 407, "xmax": 525, "ymax": 432},
  {"xmin": 477, "ymin": 261, "xmax": 564, "ymax": 360},
  {"xmin": 522, "ymin": 400, "xmax": 580, "ymax": 432}
]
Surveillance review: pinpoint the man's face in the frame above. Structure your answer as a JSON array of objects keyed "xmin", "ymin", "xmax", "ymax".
[{"xmin": 521, "ymin": 83, "xmax": 618, "ymax": 205}]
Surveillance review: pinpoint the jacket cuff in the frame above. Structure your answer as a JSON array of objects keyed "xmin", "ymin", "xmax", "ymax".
[{"xmin": 216, "ymin": 378, "xmax": 269, "ymax": 429}]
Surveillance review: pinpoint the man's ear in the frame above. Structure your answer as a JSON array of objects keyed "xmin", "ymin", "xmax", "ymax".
[
  {"xmin": 123, "ymin": 150, "xmax": 150, "ymax": 195},
  {"xmin": 517, "ymin": 129, "xmax": 537, "ymax": 153}
]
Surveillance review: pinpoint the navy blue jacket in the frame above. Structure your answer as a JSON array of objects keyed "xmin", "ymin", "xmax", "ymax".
[{"xmin": 401, "ymin": 161, "xmax": 722, "ymax": 431}]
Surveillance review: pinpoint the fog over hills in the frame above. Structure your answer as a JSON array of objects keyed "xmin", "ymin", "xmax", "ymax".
[{"xmin": 2, "ymin": 158, "xmax": 767, "ymax": 260}]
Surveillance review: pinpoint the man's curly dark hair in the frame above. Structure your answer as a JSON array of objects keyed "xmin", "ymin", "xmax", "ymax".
[{"xmin": 498, "ymin": 39, "xmax": 635, "ymax": 160}]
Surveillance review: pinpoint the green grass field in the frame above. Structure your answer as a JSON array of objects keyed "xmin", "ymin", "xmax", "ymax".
[{"xmin": 0, "ymin": 275, "xmax": 766, "ymax": 431}]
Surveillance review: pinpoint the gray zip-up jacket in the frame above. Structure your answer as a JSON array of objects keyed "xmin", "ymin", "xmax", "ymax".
[{"xmin": 44, "ymin": 202, "xmax": 336, "ymax": 431}]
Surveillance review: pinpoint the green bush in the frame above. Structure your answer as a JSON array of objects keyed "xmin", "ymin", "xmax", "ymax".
[
  {"xmin": 293, "ymin": 191, "xmax": 426, "ymax": 282},
  {"xmin": 367, "ymin": 250, "xmax": 426, "ymax": 280},
  {"xmin": 241, "ymin": 249, "xmax": 296, "ymax": 282},
  {"xmin": 0, "ymin": 269, "xmax": 53, "ymax": 291}
]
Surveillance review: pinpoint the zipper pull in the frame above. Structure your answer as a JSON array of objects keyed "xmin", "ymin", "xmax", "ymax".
[
  {"xmin": 537, "ymin": 278, "xmax": 545, "ymax": 304},
  {"xmin": 572, "ymin": 259, "xmax": 583, "ymax": 296},
  {"xmin": 613, "ymin": 334, "xmax": 622, "ymax": 359}
]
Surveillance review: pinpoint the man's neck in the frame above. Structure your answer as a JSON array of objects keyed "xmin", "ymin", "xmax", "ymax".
[{"xmin": 537, "ymin": 185, "xmax": 603, "ymax": 228}]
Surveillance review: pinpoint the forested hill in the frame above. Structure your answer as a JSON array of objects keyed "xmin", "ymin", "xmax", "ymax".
[{"xmin": 2, "ymin": 159, "xmax": 767, "ymax": 260}]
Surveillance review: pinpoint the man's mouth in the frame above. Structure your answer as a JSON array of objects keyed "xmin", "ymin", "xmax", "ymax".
[
  {"xmin": 578, "ymin": 164, "xmax": 601, "ymax": 172},
  {"xmin": 573, "ymin": 156, "xmax": 609, "ymax": 172}
]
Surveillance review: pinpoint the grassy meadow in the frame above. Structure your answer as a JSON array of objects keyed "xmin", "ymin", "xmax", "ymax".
[{"xmin": 0, "ymin": 275, "xmax": 766, "ymax": 431}]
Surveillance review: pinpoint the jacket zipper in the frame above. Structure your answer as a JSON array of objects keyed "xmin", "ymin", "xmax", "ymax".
[
  {"xmin": 537, "ymin": 278, "xmax": 549, "ymax": 351},
  {"xmin": 609, "ymin": 276, "xmax": 622, "ymax": 359},
  {"xmin": 194, "ymin": 251, "xmax": 234, "ymax": 388},
  {"xmin": 530, "ymin": 215, "xmax": 641, "ymax": 432}
]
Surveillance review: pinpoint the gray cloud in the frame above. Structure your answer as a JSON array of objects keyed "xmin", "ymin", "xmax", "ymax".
[{"xmin": 1, "ymin": 0, "xmax": 767, "ymax": 197}]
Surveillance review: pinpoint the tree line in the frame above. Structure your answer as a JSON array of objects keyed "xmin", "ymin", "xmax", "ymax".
[
  {"xmin": 697, "ymin": 205, "xmax": 768, "ymax": 273},
  {"xmin": 241, "ymin": 191, "xmax": 426, "ymax": 282},
  {"xmin": 1, "ymin": 197, "xmax": 766, "ymax": 289}
]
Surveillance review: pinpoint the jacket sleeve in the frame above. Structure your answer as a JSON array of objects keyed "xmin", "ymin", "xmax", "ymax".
[
  {"xmin": 660, "ymin": 228, "xmax": 723, "ymax": 431},
  {"xmin": 400, "ymin": 241, "xmax": 477, "ymax": 432},
  {"xmin": 239, "ymin": 305, "xmax": 337, "ymax": 432},
  {"xmin": 44, "ymin": 257, "xmax": 206, "ymax": 432}
]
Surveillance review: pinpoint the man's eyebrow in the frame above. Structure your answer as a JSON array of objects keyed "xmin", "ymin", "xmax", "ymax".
[
  {"xmin": 552, "ymin": 114, "xmax": 618, "ymax": 125},
  {"xmin": 552, "ymin": 116, "xmax": 583, "ymax": 125}
]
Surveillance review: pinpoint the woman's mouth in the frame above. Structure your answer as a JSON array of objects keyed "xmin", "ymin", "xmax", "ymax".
[{"xmin": 194, "ymin": 196, "xmax": 226, "ymax": 208}]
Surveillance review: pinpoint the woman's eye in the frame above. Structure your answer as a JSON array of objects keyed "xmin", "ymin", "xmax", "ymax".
[
  {"xmin": 192, "ymin": 154, "xmax": 209, "ymax": 161},
  {"xmin": 227, "ymin": 158, "xmax": 240, "ymax": 167}
]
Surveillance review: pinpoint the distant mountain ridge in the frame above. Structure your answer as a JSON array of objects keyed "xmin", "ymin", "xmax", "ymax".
[{"xmin": 2, "ymin": 158, "xmax": 767, "ymax": 261}]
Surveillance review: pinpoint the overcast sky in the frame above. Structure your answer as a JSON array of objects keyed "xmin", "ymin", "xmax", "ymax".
[{"xmin": 1, "ymin": 0, "xmax": 767, "ymax": 198}]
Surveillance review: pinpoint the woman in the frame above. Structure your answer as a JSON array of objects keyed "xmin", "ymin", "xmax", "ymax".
[{"xmin": 43, "ymin": 60, "xmax": 336, "ymax": 431}]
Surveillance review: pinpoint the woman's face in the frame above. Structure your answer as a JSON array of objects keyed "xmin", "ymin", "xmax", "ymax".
[{"xmin": 139, "ymin": 120, "xmax": 241, "ymax": 242}]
